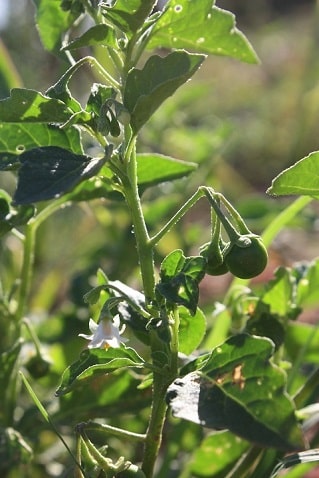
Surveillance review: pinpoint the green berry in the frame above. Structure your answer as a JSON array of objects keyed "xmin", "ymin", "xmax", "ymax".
[{"xmin": 224, "ymin": 236, "xmax": 268, "ymax": 279}]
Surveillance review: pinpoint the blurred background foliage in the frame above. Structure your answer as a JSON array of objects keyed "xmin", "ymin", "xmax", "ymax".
[{"xmin": 1, "ymin": 1, "xmax": 319, "ymax": 475}]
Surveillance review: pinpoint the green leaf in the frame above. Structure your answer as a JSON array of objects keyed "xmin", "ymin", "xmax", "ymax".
[
  {"xmin": 123, "ymin": 51, "xmax": 205, "ymax": 132},
  {"xmin": 136, "ymin": 153, "xmax": 197, "ymax": 190},
  {"xmin": 178, "ymin": 306, "xmax": 206, "ymax": 355},
  {"xmin": 267, "ymin": 151, "xmax": 319, "ymax": 197},
  {"xmin": 32, "ymin": 0, "xmax": 80, "ymax": 52},
  {"xmin": 190, "ymin": 430, "xmax": 249, "ymax": 477},
  {"xmin": 0, "ymin": 123, "xmax": 83, "ymax": 157},
  {"xmin": 285, "ymin": 322, "xmax": 319, "ymax": 364},
  {"xmin": 56, "ymin": 345, "xmax": 144, "ymax": 396},
  {"xmin": 296, "ymin": 258, "xmax": 319, "ymax": 308},
  {"xmin": 0, "ymin": 89, "xmax": 72, "ymax": 123},
  {"xmin": 100, "ymin": 0, "xmax": 156, "ymax": 35},
  {"xmin": 261, "ymin": 267, "xmax": 300, "ymax": 319},
  {"xmin": 157, "ymin": 250, "xmax": 206, "ymax": 314},
  {"xmin": 167, "ymin": 334, "xmax": 304, "ymax": 450},
  {"xmin": 147, "ymin": 0, "xmax": 258, "ymax": 64},
  {"xmin": 13, "ymin": 146, "xmax": 107, "ymax": 205},
  {"xmin": 62, "ymin": 24, "xmax": 118, "ymax": 51}
]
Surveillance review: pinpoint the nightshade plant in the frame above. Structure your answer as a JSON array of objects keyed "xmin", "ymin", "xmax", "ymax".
[{"xmin": 1, "ymin": 1, "xmax": 319, "ymax": 477}]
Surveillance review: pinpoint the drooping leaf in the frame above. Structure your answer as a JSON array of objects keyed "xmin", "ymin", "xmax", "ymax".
[
  {"xmin": 62, "ymin": 24, "xmax": 118, "ymax": 51},
  {"xmin": 13, "ymin": 146, "xmax": 107, "ymax": 205},
  {"xmin": 190, "ymin": 430, "xmax": 250, "ymax": 477},
  {"xmin": 267, "ymin": 151, "xmax": 319, "ymax": 197},
  {"xmin": 0, "ymin": 123, "xmax": 83, "ymax": 157},
  {"xmin": 178, "ymin": 306, "xmax": 206, "ymax": 355},
  {"xmin": 0, "ymin": 89, "xmax": 72, "ymax": 123},
  {"xmin": 123, "ymin": 51, "xmax": 205, "ymax": 132},
  {"xmin": 100, "ymin": 0, "xmax": 156, "ymax": 35},
  {"xmin": 147, "ymin": 0, "xmax": 258, "ymax": 64},
  {"xmin": 32, "ymin": 0, "xmax": 81, "ymax": 52},
  {"xmin": 136, "ymin": 153, "xmax": 197, "ymax": 190},
  {"xmin": 167, "ymin": 334, "xmax": 304, "ymax": 450},
  {"xmin": 56, "ymin": 345, "xmax": 144, "ymax": 395},
  {"xmin": 157, "ymin": 250, "xmax": 206, "ymax": 314}
]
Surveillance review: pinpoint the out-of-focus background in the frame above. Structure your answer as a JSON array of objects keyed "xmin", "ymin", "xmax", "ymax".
[{"xmin": 1, "ymin": 0, "xmax": 318, "ymax": 307}]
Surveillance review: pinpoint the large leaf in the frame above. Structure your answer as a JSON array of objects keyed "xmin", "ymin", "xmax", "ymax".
[
  {"xmin": 56, "ymin": 345, "xmax": 144, "ymax": 395},
  {"xmin": 147, "ymin": 0, "xmax": 258, "ymax": 64},
  {"xmin": 136, "ymin": 153, "xmax": 197, "ymax": 189},
  {"xmin": 32, "ymin": 0, "xmax": 81, "ymax": 52},
  {"xmin": 267, "ymin": 151, "xmax": 319, "ymax": 197},
  {"xmin": 100, "ymin": 0, "xmax": 156, "ymax": 35},
  {"xmin": 0, "ymin": 89, "xmax": 72, "ymax": 123},
  {"xmin": 123, "ymin": 51, "xmax": 205, "ymax": 132},
  {"xmin": 13, "ymin": 146, "xmax": 107, "ymax": 205},
  {"xmin": 0, "ymin": 123, "xmax": 83, "ymax": 159},
  {"xmin": 167, "ymin": 334, "xmax": 304, "ymax": 450}
]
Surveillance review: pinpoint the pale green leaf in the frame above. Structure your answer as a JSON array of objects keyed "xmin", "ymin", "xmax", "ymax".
[
  {"xmin": 267, "ymin": 151, "xmax": 319, "ymax": 197},
  {"xmin": 148, "ymin": 0, "xmax": 258, "ymax": 64}
]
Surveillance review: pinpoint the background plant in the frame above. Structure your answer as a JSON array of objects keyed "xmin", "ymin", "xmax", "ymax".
[{"xmin": 1, "ymin": 1, "xmax": 319, "ymax": 478}]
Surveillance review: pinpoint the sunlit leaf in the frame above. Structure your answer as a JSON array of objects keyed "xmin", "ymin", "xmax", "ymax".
[
  {"xmin": 33, "ymin": 0, "xmax": 81, "ymax": 52},
  {"xmin": 178, "ymin": 306, "xmax": 206, "ymax": 355},
  {"xmin": 0, "ymin": 89, "xmax": 72, "ymax": 123},
  {"xmin": 267, "ymin": 151, "xmax": 319, "ymax": 197},
  {"xmin": 56, "ymin": 345, "xmax": 144, "ymax": 395},
  {"xmin": 123, "ymin": 51, "xmax": 205, "ymax": 132},
  {"xmin": 0, "ymin": 123, "xmax": 83, "ymax": 157},
  {"xmin": 13, "ymin": 146, "xmax": 107, "ymax": 205},
  {"xmin": 100, "ymin": 0, "xmax": 156, "ymax": 35},
  {"xmin": 148, "ymin": 0, "xmax": 258, "ymax": 64},
  {"xmin": 137, "ymin": 153, "xmax": 197, "ymax": 190},
  {"xmin": 62, "ymin": 24, "xmax": 118, "ymax": 51},
  {"xmin": 167, "ymin": 334, "xmax": 304, "ymax": 450}
]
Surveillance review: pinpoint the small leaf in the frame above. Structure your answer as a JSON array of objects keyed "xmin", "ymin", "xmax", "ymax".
[
  {"xmin": 178, "ymin": 306, "xmax": 206, "ymax": 355},
  {"xmin": 267, "ymin": 151, "xmax": 319, "ymax": 197},
  {"xmin": 261, "ymin": 267, "xmax": 300, "ymax": 319},
  {"xmin": 56, "ymin": 345, "xmax": 144, "ymax": 396},
  {"xmin": 62, "ymin": 24, "xmax": 118, "ymax": 51},
  {"xmin": 148, "ymin": 0, "xmax": 258, "ymax": 64},
  {"xmin": 167, "ymin": 334, "xmax": 304, "ymax": 450},
  {"xmin": 137, "ymin": 153, "xmax": 197, "ymax": 190},
  {"xmin": 0, "ymin": 89, "xmax": 72, "ymax": 123},
  {"xmin": 157, "ymin": 251, "xmax": 206, "ymax": 314},
  {"xmin": 13, "ymin": 146, "xmax": 107, "ymax": 205},
  {"xmin": 100, "ymin": 0, "xmax": 156, "ymax": 35},
  {"xmin": 123, "ymin": 51, "xmax": 205, "ymax": 132}
]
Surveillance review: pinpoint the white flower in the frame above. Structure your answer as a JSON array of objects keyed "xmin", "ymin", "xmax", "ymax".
[{"xmin": 79, "ymin": 315, "xmax": 128, "ymax": 349}]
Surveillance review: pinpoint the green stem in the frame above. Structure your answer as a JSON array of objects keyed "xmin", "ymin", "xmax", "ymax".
[
  {"xmin": 16, "ymin": 223, "xmax": 36, "ymax": 323},
  {"xmin": 82, "ymin": 421, "xmax": 146, "ymax": 442}
]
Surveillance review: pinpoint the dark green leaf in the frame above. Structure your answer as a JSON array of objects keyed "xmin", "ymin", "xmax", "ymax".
[
  {"xmin": 62, "ymin": 24, "xmax": 118, "ymax": 50},
  {"xmin": 267, "ymin": 151, "xmax": 319, "ymax": 197},
  {"xmin": 190, "ymin": 431, "xmax": 249, "ymax": 477},
  {"xmin": 123, "ymin": 51, "xmax": 205, "ymax": 132},
  {"xmin": 13, "ymin": 146, "xmax": 107, "ymax": 205},
  {"xmin": 32, "ymin": 0, "xmax": 80, "ymax": 52},
  {"xmin": 245, "ymin": 302, "xmax": 285, "ymax": 350},
  {"xmin": 56, "ymin": 345, "xmax": 144, "ymax": 395},
  {"xmin": 0, "ymin": 89, "xmax": 72, "ymax": 123},
  {"xmin": 100, "ymin": 0, "xmax": 156, "ymax": 35},
  {"xmin": 137, "ymin": 153, "xmax": 197, "ymax": 190},
  {"xmin": 157, "ymin": 251, "xmax": 206, "ymax": 314},
  {"xmin": 178, "ymin": 306, "xmax": 206, "ymax": 355},
  {"xmin": 148, "ymin": 0, "xmax": 258, "ymax": 64},
  {"xmin": 167, "ymin": 334, "xmax": 304, "ymax": 450},
  {"xmin": 0, "ymin": 123, "xmax": 83, "ymax": 156}
]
